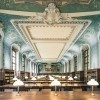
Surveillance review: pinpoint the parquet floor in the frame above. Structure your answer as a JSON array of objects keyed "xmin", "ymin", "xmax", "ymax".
[{"xmin": 0, "ymin": 90, "xmax": 100, "ymax": 100}]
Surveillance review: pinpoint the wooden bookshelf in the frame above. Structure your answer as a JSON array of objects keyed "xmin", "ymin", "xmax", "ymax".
[
  {"xmin": 9, "ymin": 70, "xmax": 14, "ymax": 84},
  {"xmin": 87, "ymin": 69, "xmax": 100, "ymax": 82},
  {"xmin": 4, "ymin": 69, "xmax": 14, "ymax": 84},
  {"xmin": 0, "ymin": 69, "xmax": 14, "ymax": 84},
  {"xmin": 75, "ymin": 71, "xmax": 84, "ymax": 81},
  {"xmin": 25, "ymin": 72, "xmax": 30, "ymax": 78},
  {"xmin": 0, "ymin": 69, "xmax": 4, "ymax": 85},
  {"xmin": 20, "ymin": 71, "xmax": 25, "ymax": 81}
]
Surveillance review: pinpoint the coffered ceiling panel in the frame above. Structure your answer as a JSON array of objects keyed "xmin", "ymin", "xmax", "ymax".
[
  {"xmin": 35, "ymin": 42, "xmax": 65, "ymax": 59},
  {"xmin": 27, "ymin": 25, "xmax": 75, "ymax": 40},
  {"xmin": 11, "ymin": 19, "xmax": 91, "ymax": 62},
  {"xmin": 10, "ymin": 2, "xmax": 91, "ymax": 63}
]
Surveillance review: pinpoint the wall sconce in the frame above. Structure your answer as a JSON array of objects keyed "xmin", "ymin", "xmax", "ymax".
[{"xmin": 87, "ymin": 79, "xmax": 99, "ymax": 96}]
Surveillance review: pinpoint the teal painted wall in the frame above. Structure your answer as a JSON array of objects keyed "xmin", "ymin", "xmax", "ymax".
[
  {"xmin": 90, "ymin": 42, "xmax": 99, "ymax": 69},
  {"xmin": 4, "ymin": 43, "xmax": 11, "ymax": 69}
]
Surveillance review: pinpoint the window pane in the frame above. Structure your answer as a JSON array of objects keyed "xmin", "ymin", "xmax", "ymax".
[
  {"xmin": 13, "ymin": 57, "xmax": 15, "ymax": 63},
  {"xmin": 12, "ymin": 47, "xmax": 17, "ymax": 71},
  {"xmin": 13, "ymin": 51, "xmax": 15, "ymax": 56},
  {"xmin": 12, "ymin": 64, "xmax": 15, "ymax": 70}
]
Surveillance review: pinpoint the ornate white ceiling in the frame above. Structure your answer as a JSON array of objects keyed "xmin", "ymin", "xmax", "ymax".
[
  {"xmin": 10, "ymin": 3, "xmax": 91, "ymax": 63},
  {"xmin": 11, "ymin": 20, "xmax": 91, "ymax": 62}
]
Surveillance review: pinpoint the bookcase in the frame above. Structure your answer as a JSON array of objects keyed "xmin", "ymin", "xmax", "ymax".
[
  {"xmin": 5, "ymin": 70, "xmax": 10, "ymax": 84},
  {"xmin": 67, "ymin": 72, "xmax": 73, "ymax": 77},
  {"xmin": 4, "ymin": 69, "xmax": 14, "ymax": 84},
  {"xmin": 25, "ymin": 72, "xmax": 30, "ymax": 78},
  {"xmin": 0, "ymin": 69, "xmax": 4, "ymax": 85},
  {"xmin": 20, "ymin": 71, "xmax": 30, "ymax": 81},
  {"xmin": 0, "ymin": 69, "xmax": 31, "ymax": 84},
  {"xmin": 0, "ymin": 69, "xmax": 14, "ymax": 84},
  {"xmin": 20, "ymin": 71, "xmax": 25, "ymax": 81},
  {"xmin": 87, "ymin": 69, "xmax": 100, "ymax": 82},
  {"xmin": 75, "ymin": 71, "xmax": 84, "ymax": 81},
  {"xmin": 9, "ymin": 71, "xmax": 14, "ymax": 84}
]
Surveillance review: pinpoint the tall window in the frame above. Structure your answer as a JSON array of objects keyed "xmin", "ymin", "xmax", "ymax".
[
  {"xmin": 12, "ymin": 47, "xmax": 17, "ymax": 70},
  {"xmin": 0, "ymin": 34, "xmax": 3, "ymax": 68},
  {"xmin": 65, "ymin": 62, "xmax": 67, "ymax": 72},
  {"xmin": 82, "ymin": 46, "xmax": 89, "ymax": 81},
  {"xmin": 74, "ymin": 56, "xmax": 77, "ymax": 72},
  {"xmin": 22, "ymin": 54, "xmax": 26, "ymax": 72},
  {"xmin": 69, "ymin": 60, "xmax": 71, "ymax": 72}
]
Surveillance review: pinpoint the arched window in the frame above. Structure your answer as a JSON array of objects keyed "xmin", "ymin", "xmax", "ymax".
[
  {"xmin": 11, "ymin": 44, "xmax": 19, "ymax": 76},
  {"xmin": 69, "ymin": 60, "xmax": 71, "ymax": 72},
  {"xmin": 12, "ymin": 47, "xmax": 17, "ymax": 70}
]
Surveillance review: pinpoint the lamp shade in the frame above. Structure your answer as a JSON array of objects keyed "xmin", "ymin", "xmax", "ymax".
[
  {"xmin": 13, "ymin": 79, "xmax": 24, "ymax": 86},
  {"xmin": 68, "ymin": 76, "xmax": 73, "ymax": 81},
  {"xmin": 49, "ymin": 75, "xmax": 55, "ymax": 80},
  {"xmin": 74, "ymin": 76, "xmax": 78, "ymax": 79},
  {"xmin": 87, "ymin": 79, "xmax": 99, "ymax": 86},
  {"xmin": 62, "ymin": 76, "xmax": 66, "ymax": 79},
  {"xmin": 25, "ymin": 76, "xmax": 28, "ymax": 79},
  {"xmin": 12, "ymin": 76, "xmax": 18, "ymax": 81},
  {"xmin": 31, "ymin": 77, "xmax": 37, "ymax": 81},
  {"xmin": 68, "ymin": 76, "xmax": 70, "ymax": 78},
  {"xmin": 50, "ymin": 79, "xmax": 61, "ymax": 86}
]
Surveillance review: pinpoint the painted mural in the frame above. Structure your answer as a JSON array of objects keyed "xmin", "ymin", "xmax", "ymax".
[{"xmin": 38, "ymin": 63, "xmax": 61, "ymax": 73}]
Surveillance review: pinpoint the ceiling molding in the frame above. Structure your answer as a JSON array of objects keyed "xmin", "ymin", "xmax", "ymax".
[
  {"xmin": 9, "ymin": 3, "xmax": 91, "ymax": 63},
  {"xmin": 0, "ymin": 9, "xmax": 100, "ymax": 17},
  {"xmin": 11, "ymin": 19, "xmax": 91, "ymax": 62},
  {"xmin": 0, "ymin": 0, "xmax": 93, "ymax": 6}
]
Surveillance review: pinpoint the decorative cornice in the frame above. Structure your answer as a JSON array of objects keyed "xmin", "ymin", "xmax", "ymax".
[
  {"xmin": 10, "ymin": 0, "xmax": 93, "ymax": 6},
  {"xmin": 10, "ymin": 3, "xmax": 92, "ymax": 63}
]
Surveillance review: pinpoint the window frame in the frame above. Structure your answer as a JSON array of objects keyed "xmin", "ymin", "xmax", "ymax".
[
  {"xmin": 12, "ymin": 47, "xmax": 17, "ymax": 71},
  {"xmin": 74, "ymin": 55, "xmax": 77, "ymax": 72}
]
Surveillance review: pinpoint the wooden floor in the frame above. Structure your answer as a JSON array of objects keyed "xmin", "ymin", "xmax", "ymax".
[{"xmin": 0, "ymin": 90, "xmax": 100, "ymax": 100}]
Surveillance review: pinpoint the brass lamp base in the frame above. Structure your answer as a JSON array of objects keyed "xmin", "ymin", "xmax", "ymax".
[
  {"xmin": 54, "ymin": 93, "xmax": 58, "ymax": 96},
  {"xmin": 91, "ymin": 93, "xmax": 95, "ymax": 96},
  {"xmin": 16, "ymin": 93, "xmax": 21, "ymax": 96}
]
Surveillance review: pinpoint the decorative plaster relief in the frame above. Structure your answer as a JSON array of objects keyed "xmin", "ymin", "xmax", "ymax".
[
  {"xmin": 10, "ymin": 3, "xmax": 91, "ymax": 63},
  {"xmin": 29, "ymin": 3, "xmax": 62, "ymax": 25}
]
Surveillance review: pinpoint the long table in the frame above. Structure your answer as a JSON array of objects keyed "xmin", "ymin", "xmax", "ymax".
[{"xmin": 0, "ymin": 82, "xmax": 88, "ymax": 92}]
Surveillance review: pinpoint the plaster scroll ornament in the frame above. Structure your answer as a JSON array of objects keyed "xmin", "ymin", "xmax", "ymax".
[
  {"xmin": 43, "ymin": 3, "xmax": 62, "ymax": 24},
  {"xmin": 29, "ymin": 3, "xmax": 62, "ymax": 25}
]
